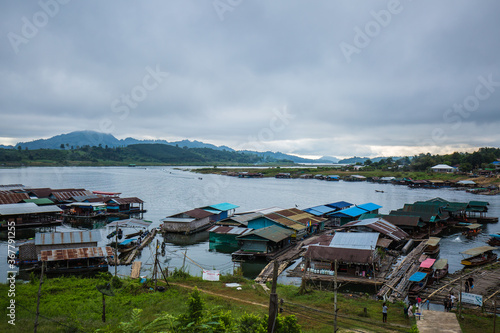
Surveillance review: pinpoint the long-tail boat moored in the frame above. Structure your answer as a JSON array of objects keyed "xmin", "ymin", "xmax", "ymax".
[{"xmin": 460, "ymin": 246, "xmax": 498, "ymax": 267}]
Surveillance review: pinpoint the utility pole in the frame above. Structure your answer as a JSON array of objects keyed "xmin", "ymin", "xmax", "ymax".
[
  {"xmin": 34, "ymin": 262, "xmax": 45, "ymax": 333},
  {"xmin": 459, "ymin": 277, "xmax": 463, "ymax": 319},
  {"xmin": 154, "ymin": 239, "xmax": 159, "ymax": 291},
  {"xmin": 493, "ymin": 297, "xmax": 496, "ymax": 333},
  {"xmin": 334, "ymin": 259, "xmax": 338, "ymax": 333},
  {"xmin": 114, "ymin": 223, "xmax": 118, "ymax": 277},
  {"xmin": 267, "ymin": 260, "xmax": 279, "ymax": 333}
]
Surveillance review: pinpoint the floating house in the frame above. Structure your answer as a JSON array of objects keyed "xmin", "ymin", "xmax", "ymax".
[
  {"xmin": 344, "ymin": 175, "xmax": 367, "ymax": 182},
  {"xmin": 18, "ymin": 230, "xmax": 113, "ymax": 275},
  {"xmin": 340, "ymin": 217, "xmax": 409, "ymax": 247},
  {"xmin": 208, "ymin": 225, "xmax": 253, "ymax": 252},
  {"xmin": 379, "ymin": 215, "xmax": 425, "ymax": 236},
  {"xmin": 0, "ymin": 202, "xmax": 63, "ymax": 229},
  {"xmin": 201, "ymin": 203, "xmax": 239, "ymax": 222},
  {"xmin": 0, "ymin": 191, "xmax": 30, "ymax": 204},
  {"xmin": 232, "ymin": 225, "xmax": 294, "ymax": 261},
  {"xmin": 275, "ymin": 173, "xmax": 291, "ymax": 179},
  {"xmin": 303, "ymin": 201, "xmax": 353, "ymax": 227},
  {"xmin": 104, "ymin": 197, "xmax": 145, "ymax": 214},
  {"xmin": 327, "ymin": 203, "xmax": 382, "ymax": 226},
  {"xmin": 304, "ymin": 232, "xmax": 380, "ymax": 277},
  {"xmin": 161, "ymin": 208, "xmax": 214, "ymax": 234}
]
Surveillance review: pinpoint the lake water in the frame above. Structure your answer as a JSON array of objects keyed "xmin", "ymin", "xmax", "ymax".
[{"xmin": 1, "ymin": 166, "xmax": 499, "ymax": 284}]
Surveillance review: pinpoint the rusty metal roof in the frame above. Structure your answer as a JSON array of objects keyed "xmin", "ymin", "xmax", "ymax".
[
  {"xmin": 305, "ymin": 246, "xmax": 374, "ymax": 264},
  {"xmin": 51, "ymin": 190, "xmax": 93, "ymax": 201},
  {"xmin": 35, "ymin": 230, "xmax": 101, "ymax": 245},
  {"xmin": 341, "ymin": 218, "xmax": 408, "ymax": 241},
  {"xmin": 106, "ymin": 197, "xmax": 144, "ymax": 204},
  {"xmin": 237, "ymin": 225, "xmax": 293, "ymax": 242},
  {"xmin": 184, "ymin": 208, "xmax": 214, "ymax": 219},
  {"xmin": 40, "ymin": 246, "xmax": 113, "ymax": 261},
  {"xmin": 0, "ymin": 191, "xmax": 30, "ymax": 204},
  {"xmin": 382, "ymin": 214, "xmax": 423, "ymax": 227},
  {"xmin": 207, "ymin": 225, "xmax": 253, "ymax": 236}
]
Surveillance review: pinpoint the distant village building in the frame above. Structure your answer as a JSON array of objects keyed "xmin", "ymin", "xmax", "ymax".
[{"xmin": 431, "ymin": 164, "xmax": 457, "ymax": 173}]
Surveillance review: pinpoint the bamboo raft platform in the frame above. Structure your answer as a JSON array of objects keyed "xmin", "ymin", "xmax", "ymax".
[
  {"xmin": 109, "ymin": 228, "xmax": 157, "ymax": 266},
  {"xmin": 254, "ymin": 241, "xmax": 307, "ymax": 283},
  {"xmin": 130, "ymin": 261, "xmax": 142, "ymax": 278},
  {"xmin": 419, "ymin": 260, "xmax": 500, "ymax": 311},
  {"xmin": 377, "ymin": 240, "xmax": 427, "ymax": 302}
]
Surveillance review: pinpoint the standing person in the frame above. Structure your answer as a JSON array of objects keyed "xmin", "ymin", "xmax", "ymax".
[
  {"xmin": 382, "ymin": 302, "xmax": 388, "ymax": 323},
  {"xmin": 465, "ymin": 279, "xmax": 470, "ymax": 292},
  {"xmin": 443, "ymin": 297, "xmax": 448, "ymax": 311},
  {"xmin": 450, "ymin": 294, "xmax": 456, "ymax": 310},
  {"xmin": 468, "ymin": 277, "xmax": 474, "ymax": 290},
  {"xmin": 408, "ymin": 303, "xmax": 414, "ymax": 317},
  {"xmin": 416, "ymin": 296, "xmax": 422, "ymax": 307}
]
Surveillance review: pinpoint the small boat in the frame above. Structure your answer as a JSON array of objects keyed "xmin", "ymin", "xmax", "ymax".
[
  {"xmin": 375, "ymin": 190, "xmax": 384, "ymax": 193},
  {"xmin": 460, "ymin": 246, "xmax": 498, "ymax": 267},
  {"xmin": 461, "ymin": 223, "xmax": 482, "ymax": 239},
  {"xmin": 408, "ymin": 271, "xmax": 429, "ymax": 295},
  {"xmin": 432, "ymin": 258, "xmax": 448, "ymax": 281},
  {"xmin": 487, "ymin": 233, "xmax": 500, "ymax": 246},
  {"xmin": 423, "ymin": 237, "xmax": 441, "ymax": 257}
]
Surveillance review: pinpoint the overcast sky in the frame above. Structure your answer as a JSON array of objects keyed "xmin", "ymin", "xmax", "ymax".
[{"xmin": 1, "ymin": 1, "xmax": 500, "ymax": 158}]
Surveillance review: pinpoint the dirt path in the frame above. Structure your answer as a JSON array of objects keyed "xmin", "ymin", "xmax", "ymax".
[{"xmin": 416, "ymin": 310, "xmax": 462, "ymax": 332}]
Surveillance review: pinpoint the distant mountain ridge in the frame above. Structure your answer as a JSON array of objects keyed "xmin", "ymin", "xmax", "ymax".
[{"xmin": 11, "ymin": 130, "xmax": 334, "ymax": 164}]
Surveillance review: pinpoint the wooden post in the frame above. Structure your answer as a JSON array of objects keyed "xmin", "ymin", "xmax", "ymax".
[
  {"xmin": 154, "ymin": 240, "xmax": 159, "ymax": 291},
  {"xmin": 34, "ymin": 262, "xmax": 45, "ymax": 333},
  {"xmin": 459, "ymin": 277, "xmax": 462, "ymax": 318},
  {"xmin": 334, "ymin": 259, "xmax": 338, "ymax": 333},
  {"xmin": 493, "ymin": 298, "xmax": 496, "ymax": 333},
  {"xmin": 114, "ymin": 223, "xmax": 118, "ymax": 276},
  {"xmin": 267, "ymin": 260, "xmax": 279, "ymax": 333},
  {"xmin": 102, "ymin": 294, "xmax": 106, "ymax": 322}
]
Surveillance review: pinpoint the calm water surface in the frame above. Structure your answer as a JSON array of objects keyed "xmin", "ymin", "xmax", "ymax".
[{"xmin": 1, "ymin": 166, "xmax": 499, "ymax": 284}]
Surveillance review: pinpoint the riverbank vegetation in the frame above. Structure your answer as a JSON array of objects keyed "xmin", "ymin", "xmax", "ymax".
[{"xmin": 1, "ymin": 272, "xmax": 496, "ymax": 332}]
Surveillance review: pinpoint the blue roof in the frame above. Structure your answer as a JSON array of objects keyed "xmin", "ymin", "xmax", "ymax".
[
  {"xmin": 409, "ymin": 272, "xmax": 427, "ymax": 282},
  {"xmin": 119, "ymin": 239, "xmax": 137, "ymax": 245},
  {"xmin": 326, "ymin": 201, "xmax": 353, "ymax": 209},
  {"xmin": 357, "ymin": 203, "xmax": 382, "ymax": 211},
  {"xmin": 492, "ymin": 161, "xmax": 500, "ymax": 165},
  {"xmin": 327, "ymin": 206, "xmax": 367, "ymax": 217},
  {"xmin": 304, "ymin": 205, "xmax": 335, "ymax": 216},
  {"xmin": 207, "ymin": 203, "xmax": 239, "ymax": 211}
]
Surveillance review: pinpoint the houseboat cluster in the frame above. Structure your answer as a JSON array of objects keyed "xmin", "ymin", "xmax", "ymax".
[
  {"xmin": 0, "ymin": 184, "xmax": 146, "ymax": 229},
  {"xmin": 165, "ymin": 196, "xmax": 499, "ymax": 301}
]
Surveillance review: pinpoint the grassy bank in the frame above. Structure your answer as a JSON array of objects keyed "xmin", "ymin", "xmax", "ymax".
[{"xmin": 0, "ymin": 273, "xmax": 496, "ymax": 332}]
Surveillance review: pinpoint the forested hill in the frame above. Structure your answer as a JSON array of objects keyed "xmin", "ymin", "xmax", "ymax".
[{"xmin": 0, "ymin": 144, "xmax": 292, "ymax": 166}]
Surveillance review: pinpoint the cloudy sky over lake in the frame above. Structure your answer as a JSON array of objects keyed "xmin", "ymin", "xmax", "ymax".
[{"xmin": 1, "ymin": 1, "xmax": 500, "ymax": 158}]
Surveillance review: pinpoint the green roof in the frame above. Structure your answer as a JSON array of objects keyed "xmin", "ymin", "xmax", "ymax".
[
  {"xmin": 237, "ymin": 225, "xmax": 293, "ymax": 243},
  {"xmin": 22, "ymin": 198, "xmax": 55, "ymax": 206},
  {"xmin": 468, "ymin": 201, "xmax": 489, "ymax": 207}
]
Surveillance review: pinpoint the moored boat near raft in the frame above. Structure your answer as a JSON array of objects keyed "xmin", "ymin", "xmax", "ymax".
[
  {"xmin": 431, "ymin": 258, "xmax": 448, "ymax": 282},
  {"xmin": 460, "ymin": 246, "xmax": 498, "ymax": 267},
  {"xmin": 487, "ymin": 233, "xmax": 500, "ymax": 246},
  {"xmin": 408, "ymin": 271, "xmax": 429, "ymax": 296},
  {"xmin": 423, "ymin": 237, "xmax": 441, "ymax": 257}
]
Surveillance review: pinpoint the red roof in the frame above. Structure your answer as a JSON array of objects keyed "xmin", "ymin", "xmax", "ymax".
[{"xmin": 0, "ymin": 191, "xmax": 30, "ymax": 204}]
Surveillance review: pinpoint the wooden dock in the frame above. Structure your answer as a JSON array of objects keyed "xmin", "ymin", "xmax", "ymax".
[
  {"xmin": 109, "ymin": 228, "xmax": 157, "ymax": 266},
  {"xmin": 419, "ymin": 260, "xmax": 500, "ymax": 311},
  {"xmin": 254, "ymin": 242, "xmax": 306, "ymax": 283},
  {"xmin": 130, "ymin": 261, "xmax": 142, "ymax": 278},
  {"xmin": 377, "ymin": 240, "xmax": 427, "ymax": 301}
]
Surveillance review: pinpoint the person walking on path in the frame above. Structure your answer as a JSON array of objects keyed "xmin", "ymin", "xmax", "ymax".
[{"xmin": 382, "ymin": 302, "xmax": 388, "ymax": 323}]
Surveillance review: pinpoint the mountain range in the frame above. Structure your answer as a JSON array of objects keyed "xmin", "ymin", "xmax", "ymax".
[{"xmin": 7, "ymin": 130, "xmax": 339, "ymax": 164}]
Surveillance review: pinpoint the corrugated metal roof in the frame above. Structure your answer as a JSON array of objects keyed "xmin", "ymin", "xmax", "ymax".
[
  {"xmin": 341, "ymin": 218, "xmax": 408, "ymax": 241},
  {"xmin": 162, "ymin": 217, "xmax": 195, "ymax": 223},
  {"xmin": 66, "ymin": 202, "xmax": 107, "ymax": 207},
  {"xmin": 272, "ymin": 208, "xmax": 326, "ymax": 225},
  {"xmin": 237, "ymin": 225, "xmax": 293, "ymax": 242},
  {"xmin": 328, "ymin": 206, "xmax": 367, "ymax": 218},
  {"xmin": 420, "ymin": 258, "xmax": 436, "ymax": 268},
  {"xmin": 40, "ymin": 246, "xmax": 113, "ymax": 261},
  {"xmin": 330, "ymin": 232, "xmax": 379, "ymax": 250},
  {"xmin": 107, "ymin": 197, "xmax": 144, "ymax": 204},
  {"xmin": 326, "ymin": 201, "xmax": 353, "ymax": 209},
  {"xmin": 207, "ymin": 225, "xmax": 253, "ymax": 235},
  {"xmin": 51, "ymin": 189, "xmax": 94, "ymax": 201},
  {"xmin": 305, "ymin": 246, "xmax": 374, "ymax": 264},
  {"xmin": 264, "ymin": 213, "xmax": 307, "ymax": 231},
  {"xmin": 250, "ymin": 207, "xmax": 285, "ymax": 215},
  {"xmin": 382, "ymin": 215, "xmax": 423, "ymax": 227},
  {"xmin": 207, "ymin": 203, "xmax": 239, "ymax": 211},
  {"xmin": 35, "ymin": 230, "xmax": 101, "ymax": 245},
  {"xmin": 0, "ymin": 202, "xmax": 63, "ymax": 216},
  {"xmin": 305, "ymin": 205, "xmax": 336, "ymax": 215},
  {"xmin": 0, "ymin": 192, "xmax": 30, "ymax": 205},
  {"xmin": 426, "ymin": 237, "xmax": 440, "ymax": 246},
  {"xmin": 184, "ymin": 208, "xmax": 213, "ymax": 219},
  {"xmin": 22, "ymin": 198, "xmax": 55, "ymax": 205},
  {"xmin": 357, "ymin": 203, "xmax": 382, "ymax": 212}
]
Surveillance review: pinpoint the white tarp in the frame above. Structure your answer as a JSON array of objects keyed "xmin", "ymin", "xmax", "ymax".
[
  {"xmin": 202, "ymin": 270, "xmax": 220, "ymax": 281},
  {"xmin": 461, "ymin": 292, "xmax": 483, "ymax": 306}
]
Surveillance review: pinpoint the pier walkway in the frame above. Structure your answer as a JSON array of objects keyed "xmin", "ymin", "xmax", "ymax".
[{"xmin": 416, "ymin": 310, "xmax": 462, "ymax": 333}]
